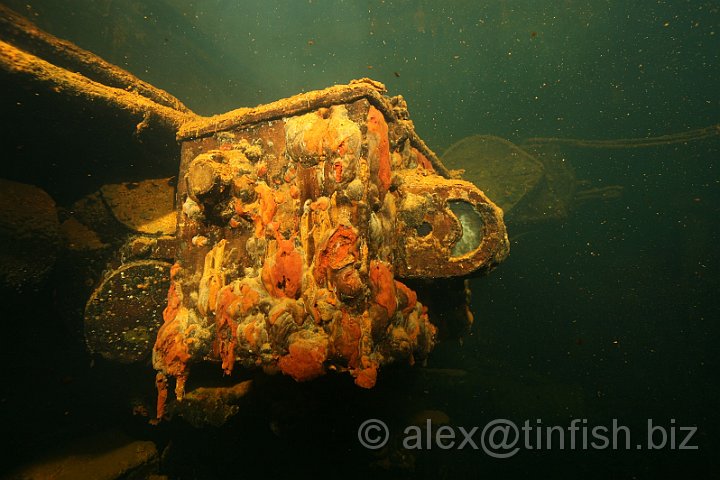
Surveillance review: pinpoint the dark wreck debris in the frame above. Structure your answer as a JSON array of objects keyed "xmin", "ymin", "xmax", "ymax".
[
  {"xmin": 165, "ymin": 380, "xmax": 254, "ymax": 427},
  {"xmin": 4, "ymin": 429, "xmax": 160, "ymax": 479},
  {"xmin": 85, "ymin": 260, "xmax": 172, "ymax": 364},
  {"xmin": 72, "ymin": 178, "xmax": 178, "ymax": 363},
  {"xmin": 0, "ymin": 5, "xmax": 193, "ymax": 205},
  {"xmin": 0, "ymin": 178, "xmax": 60, "ymax": 292}
]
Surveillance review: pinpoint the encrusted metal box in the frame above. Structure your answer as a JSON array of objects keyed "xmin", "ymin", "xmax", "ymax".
[{"xmin": 150, "ymin": 80, "xmax": 509, "ymax": 419}]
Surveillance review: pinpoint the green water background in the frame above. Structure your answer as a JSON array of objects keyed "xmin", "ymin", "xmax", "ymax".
[{"xmin": 3, "ymin": 0, "xmax": 718, "ymax": 477}]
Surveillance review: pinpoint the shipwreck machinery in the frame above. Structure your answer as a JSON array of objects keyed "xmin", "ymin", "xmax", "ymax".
[
  {"xmin": 71, "ymin": 80, "xmax": 511, "ymax": 423},
  {"xmin": 147, "ymin": 80, "xmax": 509, "ymax": 420},
  {"xmin": 75, "ymin": 80, "xmax": 510, "ymax": 422},
  {"xmin": 1, "ymin": 5, "xmax": 509, "ymax": 425}
]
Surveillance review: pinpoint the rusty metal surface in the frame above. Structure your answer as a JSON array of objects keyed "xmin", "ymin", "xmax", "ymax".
[
  {"xmin": 76, "ymin": 179, "xmax": 179, "ymax": 363},
  {"xmin": 152, "ymin": 88, "xmax": 509, "ymax": 420},
  {"xmin": 100, "ymin": 178, "xmax": 177, "ymax": 236},
  {"xmin": 0, "ymin": 4, "xmax": 192, "ymax": 114},
  {"xmin": 177, "ymin": 78, "xmax": 452, "ymax": 178}
]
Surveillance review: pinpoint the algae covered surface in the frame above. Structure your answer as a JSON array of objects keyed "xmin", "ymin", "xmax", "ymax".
[{"xmin": 0, "ymin": 1, "xmax": 718, "ymax": 479}]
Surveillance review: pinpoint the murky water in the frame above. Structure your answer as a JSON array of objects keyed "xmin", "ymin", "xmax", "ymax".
[{"xmin": 1, "ymin": 1, "xmax": 718, "ymax": 478}]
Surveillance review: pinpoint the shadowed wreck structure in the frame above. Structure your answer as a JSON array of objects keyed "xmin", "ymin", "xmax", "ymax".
[{"xmin": 0, "ymin": 3, "xmax": 508, "ymax": 444}]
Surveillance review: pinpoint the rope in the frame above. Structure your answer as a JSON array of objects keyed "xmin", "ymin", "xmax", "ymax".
[{"xmin": 523, "ymin": 124, "xmax": 719, "ymax": 149}]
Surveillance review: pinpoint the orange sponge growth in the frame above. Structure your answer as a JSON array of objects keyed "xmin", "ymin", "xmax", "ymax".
[
  {"xmin": 154, "ymin": 264, "xmax": 190, "ymax": 379},
  {"xmin": 252, "ymin": 183, "xmax": 278, "ymax": 237},
  {"xmin": 152, "ymin": 264, "xmax": 190, "ymax": 420},
  {"xmin": 369, "ymin": 260, "xmax": 397, "ymax": 317},
  {"xmin": 394, "ymin": 280, "xmax": 418, "ymax": 314},
  {"xmin": 367, "ymin": 106, "xmax": 391, "ymax": 193},
  {"xmin": 354, "ymin": 358, "xmax": 378, "ymax": 389},
  {"xmin": 333, "ymin": 312, "xmax": 362, "ymax": 368},
  {"xmin": 262, "ymin": 235, "xmax": 303, "ymax": 298},
  {"xmin": 213, "ymin": 287, "xmax": 241, "ymax": 375},
  {"xmin": 412, "ymin": 147, "xmax": 435, "ymax": 172},
  {"xmin": 278, "ymin": 334, "xmax": 328, "ymax": 381},
  {"xmin": 315, "ymin": 225, "xmax": 358, "ymax": 284}
]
